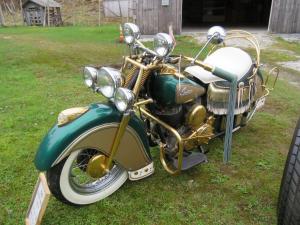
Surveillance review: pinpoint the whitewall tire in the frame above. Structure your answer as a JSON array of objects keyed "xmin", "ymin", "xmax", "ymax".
[{"xmin": 47, "ymin": 149, "xmax": 128, "ymax": 206}]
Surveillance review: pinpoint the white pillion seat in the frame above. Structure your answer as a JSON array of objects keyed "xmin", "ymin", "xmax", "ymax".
[{"xmin": 184, "ymin": 47, "xmax": 253, "ymax": 84}]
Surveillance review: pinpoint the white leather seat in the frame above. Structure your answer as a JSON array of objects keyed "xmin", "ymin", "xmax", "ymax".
[{"xmin": 185, "ymin": 47, "xmax": 253, "ymax": 84}]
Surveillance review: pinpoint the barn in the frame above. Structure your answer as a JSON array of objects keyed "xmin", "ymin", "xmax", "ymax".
[
  {"xmin": 127, "ymin": 0, "xmax": 300, "ymax": 34},
  {"xmin": 22, "ymin": 0, "xmax": 62, "ymax": 26}
]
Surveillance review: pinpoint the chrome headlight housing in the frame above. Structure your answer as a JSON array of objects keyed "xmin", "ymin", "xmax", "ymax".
[
  {"xmin": 97, "ymin": 67, "xmax": 122, "ymax": 98},
  {"xmin": 83, "ymin": 67, "xmax": 98, "ymax": 88},
  {"xmin": 123, "ymin": 23, "xmax": 141, "ymax": 45},
  {"xmin": 114, "ymin": 88, "xmax": 135, "ymax": 112},
  {"xmin": 153, "ymin": 33, "xmax": 175, "ymax": 57}
]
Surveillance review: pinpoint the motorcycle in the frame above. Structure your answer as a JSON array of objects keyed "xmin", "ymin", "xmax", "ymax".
[{"xmin": 34, "ymin": 23, "xmax": 278, "ymax": 205}]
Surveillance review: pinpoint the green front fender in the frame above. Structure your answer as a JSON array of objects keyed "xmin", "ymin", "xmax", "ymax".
[{"xmin": 34, "ymin": 102, "xmax": 151, "ymax": 171}]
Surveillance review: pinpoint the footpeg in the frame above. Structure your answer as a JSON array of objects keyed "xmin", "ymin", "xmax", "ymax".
[{"xmin": 171, "ymin": 152, "xmax": 208, "ymax": 171}]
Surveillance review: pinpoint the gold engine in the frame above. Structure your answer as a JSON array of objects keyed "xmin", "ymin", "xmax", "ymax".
[{"xmin": 183, "ymin": 104, "xmax": 215, "ymax": 151}]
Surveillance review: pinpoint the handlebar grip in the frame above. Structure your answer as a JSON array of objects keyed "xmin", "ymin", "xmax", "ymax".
[{"xmin": 212, "ymin": 66, "xmax": 238, "ymax": 83}]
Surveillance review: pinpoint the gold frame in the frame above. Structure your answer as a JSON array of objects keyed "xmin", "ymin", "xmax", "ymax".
[
  {"xmin": 104, "ymin": 31, "xmax": 266, "ymax": 175},
  {"xmin": 264, "ymin": 67, "xmax": 280, "ymax": 91},
  {"xmin": 139, "ymin": 107, "xmax": 184, "ymax": 175}
]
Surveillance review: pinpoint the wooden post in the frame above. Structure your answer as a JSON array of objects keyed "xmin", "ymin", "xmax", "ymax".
[
  {"xmin": 127, "ymin": 0, "xmax": 129, "ymax": 22},
  {"xmin": 98, "ymin": 0, "xmax": 101, "ymax": 26},
  {"xmin": 47, "ymin": 0, "xmax": 50, "ymax": 26},
  {"xmin": 0, "ymin": 4, "xmax": 5, "ymax": 26},
  {"xmin": 19, "ymin": 0, "xmax": 24, "ymax": 25},
  {"xmin": 43, "ymin": 6, "xmax": 46, "ymax": 26},
  {"xmin": 10, "ymin": 0, "xmax": 16, "ymax": 12},
  {"xmin": 57, "ymin": 7, "xmax": 62, "ymax": 25},
  {"xmin": 5, "ymin": 1, "xmax": 16, "ymax": 26},
  {"xmin": 118, "ymin": 0, "xmax": 123, "ymax": 23},
  {"xmin": 72, "ymin": 0, "xmax": 75, "ymax": 26},
  {"xmin": 81, "ymin": 0, "xmax": 84, "ymax": 25}
]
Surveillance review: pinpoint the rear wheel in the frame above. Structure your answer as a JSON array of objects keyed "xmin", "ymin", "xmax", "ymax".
[
  {"xmin": 278, "ymin": 118, "xmax": 300, "ymax": 225},
  {"xmin": 47, "ymin": 149, "xmax": 128, "ymax": 206}
]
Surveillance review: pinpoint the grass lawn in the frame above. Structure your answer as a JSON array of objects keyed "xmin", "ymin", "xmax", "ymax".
[{"xmin": 0, "ymin": 25, "xmax": 299, "ymax": 225}]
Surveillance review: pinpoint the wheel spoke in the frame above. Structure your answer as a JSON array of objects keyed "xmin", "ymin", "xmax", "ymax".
[{"xmin": 67, "ymin": 149, "xmax": 120, "ymax": 193}]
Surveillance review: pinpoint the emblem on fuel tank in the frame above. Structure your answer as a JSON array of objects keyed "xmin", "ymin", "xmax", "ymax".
[{"xmin": 179, "ymin": 86, "xmax": 193, "ymax": 96}]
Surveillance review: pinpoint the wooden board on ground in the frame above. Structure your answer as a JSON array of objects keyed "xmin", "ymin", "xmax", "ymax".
[{"xmin": 25, "ymin": 173, "xmax": 51, "ymax": 225}]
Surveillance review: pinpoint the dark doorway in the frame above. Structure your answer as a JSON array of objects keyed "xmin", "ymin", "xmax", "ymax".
[{"xmin": 182, "ymin": 0, "xmax": 272, "ymax": 28}]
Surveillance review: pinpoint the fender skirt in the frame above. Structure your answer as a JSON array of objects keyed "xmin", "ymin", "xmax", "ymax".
[{"xmin": 34, "ymin": 103, "xmax": 152, "ymax": 172}]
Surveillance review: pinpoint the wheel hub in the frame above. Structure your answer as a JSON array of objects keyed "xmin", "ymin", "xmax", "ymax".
[{"xmin": 86, "ymin": 154, "xmax": 110, "ymax": 178}]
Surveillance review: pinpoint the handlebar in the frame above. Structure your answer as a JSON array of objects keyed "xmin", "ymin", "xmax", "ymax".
[
  {"xmin": 135, "ymin": 40, "xmax": 157, "ymax": 57},
  {"xmin": 129, "ymin": 42, "xmax": 238, "ymax": 83},
  {"xmin": 183, "ymin": 56, "xmax": 237, "ymax": 83}
]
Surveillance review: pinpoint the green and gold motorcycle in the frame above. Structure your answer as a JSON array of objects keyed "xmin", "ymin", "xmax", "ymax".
[{"xmin": 34, "ymin": 23, "xmax": 278, "ymax": 205}]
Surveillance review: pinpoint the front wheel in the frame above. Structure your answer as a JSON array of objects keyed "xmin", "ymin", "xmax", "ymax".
[{"xmin": 46, "ymin": 149, "xmax": 128, "ymax": 206}]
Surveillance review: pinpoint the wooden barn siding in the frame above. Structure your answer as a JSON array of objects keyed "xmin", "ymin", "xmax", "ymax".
[
  {"xmin": 103, "ymin": 0, "xmax": 133, "ymax": 17},
  {"xmin": 269, "ymin": 0, "xmax": 300, "ymax": 33},
  {"xmin": 135, "ymin": 0, "xmax": 182, "ymax": 34}
]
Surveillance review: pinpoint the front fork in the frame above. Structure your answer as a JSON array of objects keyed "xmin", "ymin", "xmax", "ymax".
[
  {"xmin": 100, "ymin": 57, "xmax": 159, "ymax": 176},
  {"xmin": 104, "ymin": 112, "xmax": 131, "ymax": 172}
]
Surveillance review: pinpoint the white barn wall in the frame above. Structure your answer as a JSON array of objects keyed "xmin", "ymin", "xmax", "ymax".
[{"xmin": 103, "ymin": 0, "xmax": 133, "ymax": 17}]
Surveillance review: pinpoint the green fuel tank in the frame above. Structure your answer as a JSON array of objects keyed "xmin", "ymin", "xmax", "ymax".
[{"xmin": 150, "ymin": 73, "xmax": 206, "ymax": 106}]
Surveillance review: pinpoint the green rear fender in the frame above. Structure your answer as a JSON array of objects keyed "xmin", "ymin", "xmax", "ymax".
[{"xmin": 34, "ymin": 103, "xmax": 151, "ymax": 171}]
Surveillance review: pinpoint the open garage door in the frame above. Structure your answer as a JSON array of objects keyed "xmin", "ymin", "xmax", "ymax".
[{"xmin": 182, "ymin": 0, "xmax": 272, "ymax": 28}]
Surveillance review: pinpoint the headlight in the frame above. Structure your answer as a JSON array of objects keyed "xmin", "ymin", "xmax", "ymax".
[
  {"xmin": 123, "ymin": 23, "xmax": 141, "ymax": 45},
  {"xmin": 114, "ymin": 88, "xmax": 135, "ymax": 112},
  {"xmin": 83, "ymin": 67, "xmax": 98, "ymax": 88},
  {"xmin": 153, "ymin": 33, "xmax": 175, "ymax": 57},
  {"xmin": 97, "ymin": 67, "xmax": 122, "ymax": 98}
]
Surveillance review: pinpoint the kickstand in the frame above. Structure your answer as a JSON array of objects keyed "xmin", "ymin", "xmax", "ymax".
[{"xmin": 199, "ymin": 146, "xmax": 209, "ymax": 154}]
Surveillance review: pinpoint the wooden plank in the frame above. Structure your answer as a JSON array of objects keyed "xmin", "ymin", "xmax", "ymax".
[
  {"xmin": 296, "ymin": 0, "xmax": 300, "ymax": 32},
  {"xmin": 136, "ymin": 0, "xmax": 182, "ymax": 34},
  {"xmin": 136, "ymin": 0, "xmax": 142, "ymax": 32},
  {"xmin": 143, "ymin": 0, "xmax": 147, "ymax": 34},
  {"xmin": 284, "ymin": 0, "xmax": 293, "ymax": 33},
  {"xmin": 0, "ymin": 4, "xmax": 5, "ymax": 26},
  {"xmin": 154, "ymin": 0, "xmax": 158, "ymax": 33},
  {"xmin": 269, "ymin": 0, "xmax": 300, "ymax": 33},
  {"xmin": 146, "ymin": 0, "xmax": 152, "ymax": 34},
  {"xmin": 178, "ymin": 0, "xmax": 182, "ymax": 34},
  {"xmin": 291, "ymin": 0, "xmax": 299, "ymax": 32}
]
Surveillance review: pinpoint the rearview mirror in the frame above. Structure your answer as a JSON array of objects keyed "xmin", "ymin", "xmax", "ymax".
[{"xmin": 207, "ymin": 26, "xmax": 226, "ymax": 44}]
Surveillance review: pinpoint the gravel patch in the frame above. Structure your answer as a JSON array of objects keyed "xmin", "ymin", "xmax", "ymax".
[
  {"xmin": 278, "ymin": 60, "xmax": 300, "ymax": 72},
  {"xmin": 277, "ymin": 34, "xmax": 300, "ymax": 42},
  {"xmin": 182, "ymin": 29, "xmax": 275, "ymax": 49}
]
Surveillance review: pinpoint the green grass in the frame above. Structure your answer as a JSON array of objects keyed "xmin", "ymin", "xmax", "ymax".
[
  {"xmin": 274, "ymin": 37, "xmax": 300, "ymax": 56},
  {"xmin": 0, "ymin": 26, "xmax": 300, "ymax": 225}
]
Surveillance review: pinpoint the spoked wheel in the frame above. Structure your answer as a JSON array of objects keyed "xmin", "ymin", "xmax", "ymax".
[{"xmin": 47, "ymin": 149, "xmax": 128, "ymax": 206}]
